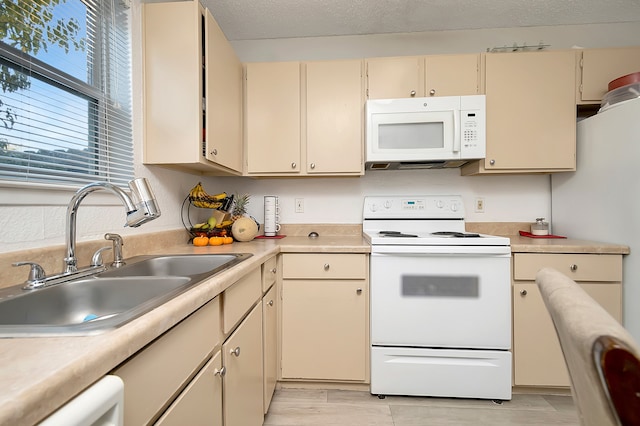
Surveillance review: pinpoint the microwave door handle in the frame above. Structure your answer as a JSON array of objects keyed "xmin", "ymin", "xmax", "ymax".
[{"xmin": 452, "ymin": 112, "xmax": 460, "ymax": 153}]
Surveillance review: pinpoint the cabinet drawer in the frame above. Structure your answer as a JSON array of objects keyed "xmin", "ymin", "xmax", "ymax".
[
  {"xmin": 113, "ymin": 297, "xmax": 220, "ymax": 426},
  {"xmin": 513, "ymin": 253, "xmax": 622, "ymax": 282},
  {"xmin": 262, "ymin": 256, "xmax": 277, "ymax": 292},
  {"xmin": 282, "ymin": 253, "xmax": 367, "ymax": 279},
  {"xmin": 223, "ymin": 267, "xmax": 261, "ymax": 334}
]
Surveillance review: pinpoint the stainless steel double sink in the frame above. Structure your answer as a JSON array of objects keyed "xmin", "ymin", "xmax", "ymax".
[{"xmin": 0, "ymin": 253, "xmax": 252, "ymax": 337}]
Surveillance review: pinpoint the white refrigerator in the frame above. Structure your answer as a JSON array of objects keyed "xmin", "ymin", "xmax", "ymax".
[{"xmin": 551, "ymin": 97, "xmax": 640, "ymax": 342}]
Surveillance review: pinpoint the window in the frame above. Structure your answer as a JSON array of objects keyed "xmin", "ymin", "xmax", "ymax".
[{"xmin": 0, "ymin": 0, "xmax": 133, "ymax": 188}]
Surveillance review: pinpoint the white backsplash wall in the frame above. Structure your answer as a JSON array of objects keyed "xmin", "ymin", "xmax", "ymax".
[{"xmin": 211, "ymin": 170, "xmax": 551, "ymax": 227}]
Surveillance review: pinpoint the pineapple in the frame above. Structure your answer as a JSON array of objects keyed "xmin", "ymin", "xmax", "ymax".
[{"xmin": 231, "ymin": 193, "xmax": 250, "ymax": 221}]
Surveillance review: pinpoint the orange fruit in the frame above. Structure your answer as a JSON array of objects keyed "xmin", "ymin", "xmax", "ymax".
[
  {"xmin": 193, "ymin": 236, "xmax": 209, "ymax": 246},
  {"xmin": 223, "ymin": 236, "xmax": 233, "ymax": 244},
  {"xmin": 208, "ymin": 236, "xmax": 223, "ymax": 246}
]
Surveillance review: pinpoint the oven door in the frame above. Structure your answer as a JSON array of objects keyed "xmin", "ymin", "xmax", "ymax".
[{"xmin": 370, "ymin": 246, "xmax": 511, "ymax": 349}]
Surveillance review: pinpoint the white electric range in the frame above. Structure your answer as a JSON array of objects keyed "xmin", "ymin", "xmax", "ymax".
[{"xmin": 363, "ymin": 195, "xmax": 512, "ymax": 401}]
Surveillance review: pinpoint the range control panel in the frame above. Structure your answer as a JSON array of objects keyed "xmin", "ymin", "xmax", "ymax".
[{"xmin": 363, "ymin": 195, "xmax": 465, "ymax": 220}]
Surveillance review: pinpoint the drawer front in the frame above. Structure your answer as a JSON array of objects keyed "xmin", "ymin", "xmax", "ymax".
[
  {"xmin": 513, "ymin": 253, "xmax": 622, "ymax": 282},
  {"xmin": 113, "ymin": 297, "xmax": 220, "ymax": 426},
  {"xmin": 223, "ymin": 267, "xmax": 261, "ymax": 334},
  {"xmin": 262, "ymin": 256, "xmax": 277, "ymax": 293},
  {"xmin": 283, "ymin": 253, "xmax": 367, "ymax": 279}
]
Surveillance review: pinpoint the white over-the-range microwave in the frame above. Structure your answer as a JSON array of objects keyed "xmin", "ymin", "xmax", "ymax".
[{"xmin": 365, "ymin": 95, "xmax": 486, "ymax": 170}]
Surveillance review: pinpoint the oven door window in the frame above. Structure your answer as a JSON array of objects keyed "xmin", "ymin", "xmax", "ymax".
[{"xmin": 402, "ymin": 275, "xmax": 479, "ymax": 298}]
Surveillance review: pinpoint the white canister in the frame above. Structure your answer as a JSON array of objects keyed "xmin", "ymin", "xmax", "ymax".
[
  {"xmin": 530, "ymin": 218, "xmax": 549, "ymax": 236},
  {"xmin": 264, "ymin": 196, "xmax": 281, "ymax": 236}
]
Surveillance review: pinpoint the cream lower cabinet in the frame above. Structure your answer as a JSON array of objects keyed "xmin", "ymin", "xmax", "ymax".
[
  {"xmin": 223, "ymin": 303, "xmax": 264, "ymax": 426},
  {"xmin": 156, "ymin": 351, "xmax": 223, "ymax": 426},
  {"xmin": 112, "ymin": 297, "xmax": 222, "ymax": 425},
  {"xmin": 263, "ymin": 285, "xmax": 278, "ymax": 414},
  {"xmin": 512, "ymin": 253, "xmax": 623, "ymax": 387},
  {"xmin": 280, "ymin": 253, "xmax": 369, "ymax": 382},
  {"xmin": 462, "ymin": 50, "xmax": 577, "ymax": 174}
]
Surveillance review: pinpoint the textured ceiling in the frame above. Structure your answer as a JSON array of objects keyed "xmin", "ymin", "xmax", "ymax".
[{"xmin": 203, "ymin": 0, "xmax": 640, "ymax": 41}]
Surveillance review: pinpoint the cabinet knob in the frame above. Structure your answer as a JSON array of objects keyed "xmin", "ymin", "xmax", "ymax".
[
  {"xmin": 323, "ymin": 263, "xmax": 330, "ymax": 271},
  {"xmin": 429, "ymin": 89, "xmax": 436, "ymax": 96},
  {"xmin": 489, "ymin": 159, "xmax": 496, "ymax": 166},
  {"xmin": 291, "ymin": 162, "xmax": 297, "ymax": 169},
  {"xmin": 410, "ymin": 90, "xmax": 416, "ymax": 97},
  {"xmin": 356, "ymin": 288, "xmax": 363, "ymax": 295},
  {"xmin": 210, "ymin": 149, "xmax": 218, "ymax": 155},
  {"xmin": 268, "ymin": 299, "xmax": 274, "ymax": 306},
  {"xmin": 520, "ymin": 289, "xmax": 528, "ymax": 296},
  {"xmin": 230, "ymin": 346, "xmax": 241, "ymax": 357},
  {"xmin": 270, "ymin": 268, "xmax": 276, "ymax": 274},
  {"xmin": 570, "ymin": 264, "xmax": 578, "ymax": 272},
  {"xmin": 214, "ymin": 366, "xmax": 226, "ymax": 377},
  {"xmin": 310, "ymin": 163, "xmax": 316, "ymax": 169}
]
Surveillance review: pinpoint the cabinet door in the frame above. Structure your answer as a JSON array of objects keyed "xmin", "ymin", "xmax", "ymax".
[
  {"xmin": 155, "ymin": 351, "xmax": 223, "ymax": 426},
  {"xmin": 580, "ymin": 47, "xmax": 640, "ymax": 102},
  {"xmin": 223, "ymin": 303, "xmax": 264, "ymax": 426},
  {"xmin": 281, "ymin": 279, "xmax": 367, "ymax": 381},
  {"xmin": 143, "ymin": 1, "xmax": 201, "ymax": 165},
  {"xmin": 482, "ymin": 50, "xmax": 576, "ymax": 171},
  {"xmin": 513, "ymin": 282, "xmax": 622, "ymax": 387},
  {"xmin": 262, "ymin": 286, "xmax": 277, "ymax": 414},
  {"xmin": 425, "ymin": 54, "xmax": 480, "ymax": 97},
  {"xmin": 205, "ymin": 10, "xmax": 242, "ymax": 172},
  {"xmin": 366, "ymin": 56, "xmax": 424, "ymax": 99},
  {"xmin": 245, "ymin": 62, "xmax": 301, "ymax": 174},
  {"xmin": 306, "ymin": 60, "xmax": 364, "ymax": 174}
]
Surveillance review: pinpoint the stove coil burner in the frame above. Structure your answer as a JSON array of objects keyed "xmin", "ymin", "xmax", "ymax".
[
  {"xmin": 379, "ymin": 231, "xmax": 418, "ymax": 238},
  {"xmin": 431, "ymin": 231, "xmax": 481, "ymax": 238}
]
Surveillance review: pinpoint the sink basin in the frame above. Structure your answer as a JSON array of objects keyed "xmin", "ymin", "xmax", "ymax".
[
  {"xmin": 98, "ymin": 253, "xmax": 250, "ymax": 278},
  {"xmin": 0, "ymin": 253, "xmax": 252, "ymax": 337}
]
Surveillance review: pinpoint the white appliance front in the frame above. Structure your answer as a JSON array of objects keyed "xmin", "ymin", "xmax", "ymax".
[
  {"xmin": 371, "ymin": 346, "xmax": 512, "ymax": 400},
  {"xmin": 370, "ymin": 250, "xmax": 511, "ymax": 349}
]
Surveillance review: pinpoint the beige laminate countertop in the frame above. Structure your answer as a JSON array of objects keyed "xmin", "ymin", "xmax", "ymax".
[
  {"xmin": 508, "ymin": 235, "xmax": 630, "ymax": 255},
  {"xmin": 0, "ymin": 231, "xmax": 628, "ymax": 425},
  {"xmin": 0, "ymin": 235, "xmax": 369, "ymax": 426}
]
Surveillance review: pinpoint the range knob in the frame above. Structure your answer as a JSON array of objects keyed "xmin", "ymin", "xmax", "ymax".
[
  {"xmin": 383, "ymin": 200, "xmax": 392, "ymax": 209},
  {"xmin": 369, "ymin": 203, "xmax": 378, "ymax": 212},
  {"xmin": 436, "ymin": 200, "xmax": 444, "ymax": 209},
  {"xmin": 450, "ymin": 203, "xmax": 459, "ymax": 212}
]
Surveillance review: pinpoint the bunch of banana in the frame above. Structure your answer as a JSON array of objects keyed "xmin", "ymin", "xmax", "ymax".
[
  {"xmin": 215, "ymin": 220, "xmax": 234, "ymax": 228},
  {"xmin": 188, "ymin": 182, "xmax": 227, "ymax": 209}
]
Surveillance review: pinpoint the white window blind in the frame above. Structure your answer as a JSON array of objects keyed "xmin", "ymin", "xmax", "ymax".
[{"xmin": 0, "ymin": 0, "xmax": 134, "ymax": 188}]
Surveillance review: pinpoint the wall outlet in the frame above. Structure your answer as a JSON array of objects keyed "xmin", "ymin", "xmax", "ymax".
[
  {"xmin": 295, "ymin": 198, "xmax": 304, "ymax": 213},
  {"xmin": 475, "ymin": 198, "xmax": 485, "ymax": 213}
]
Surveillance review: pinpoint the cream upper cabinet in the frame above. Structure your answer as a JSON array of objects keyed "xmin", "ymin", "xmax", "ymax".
[
  {"xmin": 366, "ymin": 56, "xmax": 424, "ymax": 99},
  {"xmin": 305, "ymin": 60, "xmax": 364, "ymax": 174},
  {"xmin": 578, "ymin": 46, "xmax": 640, "ymax": 103},
  {"xmin": 245, "ymin": 61, "xmax": 301, "ymax": 174},
  {"xmin": 462, "ymin": 50, "xmax": 577, "ymax": 174},
  {"xmin": 512, "ymin": 253, "xmax": 622, "ymax": 387},
  {"xmin": 143, "ymin": 1, "xmax": 242, "ymax": 175},
  {"xmin": 366, "ymin": 54, "xmax": 480, "ymax": 99},
  {"xmin": 245, "ymin": 60, "xmax": 364, "ymax": 176},
  {"xmin": 280, "ymin": 254, "xmax": 369, "ymax": 382},
  {"xmin": 424, "ymin": 54, "xmax": 480, "ymax": 97},
  {"xmin": 205, "ymin": 11, "xmax": 243, "ymax": 172}
]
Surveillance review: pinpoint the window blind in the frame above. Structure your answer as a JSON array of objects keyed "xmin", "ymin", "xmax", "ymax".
[{"xmin": 0, "ymin": 0, "xmax": 134, "ymax": 188}]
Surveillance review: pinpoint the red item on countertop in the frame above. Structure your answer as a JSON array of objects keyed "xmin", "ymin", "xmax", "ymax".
[
  {"xmin": 608, "ymin": 71, "xmax": 640, "ymax": 91},
  {"xmin": 519, "ymin": 230, "xmax": 567, "ymax": 239},
  {"xmin": 255, "ymin": 235, "xmax": 286, "ymax": 239}
]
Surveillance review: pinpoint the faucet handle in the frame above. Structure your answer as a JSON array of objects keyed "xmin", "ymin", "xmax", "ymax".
[
  {"xmin": 12, "ymin": 262, "xmax": 46, "ymax": 284},
  {"xmin": 91, "ymin": 246, "xmax": 112, "ymax": 267},
  {"xmin": 105, "ymin": 233, "xmax": 125, "ymax": 267}
]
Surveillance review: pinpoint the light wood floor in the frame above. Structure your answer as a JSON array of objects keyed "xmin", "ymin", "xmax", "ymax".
[{"xmin": 264, "ymin": 388, "xmax": 580, "ymax": 426}]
